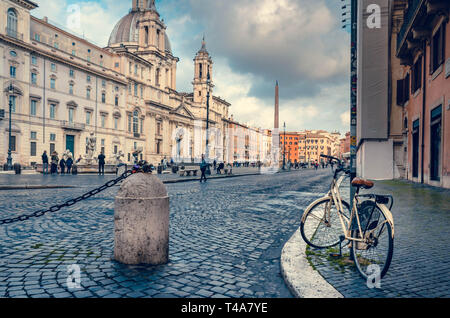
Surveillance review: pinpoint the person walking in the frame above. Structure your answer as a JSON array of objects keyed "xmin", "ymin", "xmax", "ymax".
[
  {"xmin": 50, "ymin": 152, "xmax": 59, "ymax": 174},
  {"xmin": 200, "ymin": 154, "xmax": 207, "ymax": 183},
  {"xmin": 42, "ymin": 151, "xmax": 49, "ymax": 174},
  {"xmin": 213, "ymin": 160, "xmax": 217, "ymax": 171},
  {"xmin": 66, "ymin": 156, "xmax": 73, "ymax": 175},
  {"xmin": 59, "ymin": 157, "xmax": 66, "ymax": 174},
  {"xmin": 98, "ymin": 152, "xmax": 106, "ymax": 175}
]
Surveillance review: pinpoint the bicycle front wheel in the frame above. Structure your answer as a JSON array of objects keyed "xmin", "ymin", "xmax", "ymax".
[
  {"xmin": 351, "ymin": 201, "xmax": 393, "ymax": 280},
  {"xmin": 300, "ymin": 197, "xmax": 350, "ymax": 249}
]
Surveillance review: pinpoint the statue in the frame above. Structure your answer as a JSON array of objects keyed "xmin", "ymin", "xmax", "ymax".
[
  {"xmin": 86, "ymin": 132, "xmax": 96, "ymax": 164},
  {"xmin": 113, "ymin": 150, "xmax": 125, "ymax": 165},
  {"xmin": 62, "ymin": 149, "xmax": 73, "ymax": 161}
]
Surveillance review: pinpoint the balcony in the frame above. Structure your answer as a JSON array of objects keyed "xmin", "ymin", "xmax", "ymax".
[
  {"xmin": 5, "ymin": 27, "xmax": 23, "ymax": 41},
  {"xmin": 61, "ymin": 121, "xmax": 85, "ymax": 131}
]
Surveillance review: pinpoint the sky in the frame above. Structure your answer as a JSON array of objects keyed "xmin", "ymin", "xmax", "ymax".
[{"xmin": 32, "ymin": 0, "xmax": 351, "ymax": 135}]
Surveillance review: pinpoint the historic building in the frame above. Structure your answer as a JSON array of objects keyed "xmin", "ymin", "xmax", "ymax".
[
  {"xmin": 0, "ymin": 0, "xmax": 267, "ymax": 168},
  {"xmin": 394, "ymin": 0, "xmax": 449, "ymax": 188}
]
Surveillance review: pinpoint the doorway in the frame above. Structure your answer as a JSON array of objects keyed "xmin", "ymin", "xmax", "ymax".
[
  {"xmin": 412, "ymin": 120, "xmax": 419, "ymax": 179},
  {"xmin": 66, "ymin": 135, "xmax": 75, "ymax": 157}
]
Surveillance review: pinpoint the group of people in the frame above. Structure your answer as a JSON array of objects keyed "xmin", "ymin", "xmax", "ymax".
[
  {"xmin": 42, "ymin": 151, "xmax": 77, "ymax": 175},
  {"xmin": 41, "ymin": 151, "xmax": 106, "ymax": 175}
]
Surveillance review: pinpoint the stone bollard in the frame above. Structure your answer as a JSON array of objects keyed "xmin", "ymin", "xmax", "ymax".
[{"xmin": 114, "ymin": 173, "xmax": 169, "ymax": 265}]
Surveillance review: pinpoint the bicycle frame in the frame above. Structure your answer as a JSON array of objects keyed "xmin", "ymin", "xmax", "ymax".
[{"xmin": 326, "ymin": 172, "xmax": 395, "ymax": 243}]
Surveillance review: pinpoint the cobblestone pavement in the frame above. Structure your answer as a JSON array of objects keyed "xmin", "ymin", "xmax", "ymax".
[
  {"xmin": 307, "ymin": 178, "xmax": 450, "ymax": 298},
  {"xmin": 0, "ymin": 169, "xmax": 331, "ymax": 298}
]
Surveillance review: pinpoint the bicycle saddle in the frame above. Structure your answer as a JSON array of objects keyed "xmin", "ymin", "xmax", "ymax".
[{"xmin": 351, "ymin": 177, "xmax": 374, "ymax": 189}]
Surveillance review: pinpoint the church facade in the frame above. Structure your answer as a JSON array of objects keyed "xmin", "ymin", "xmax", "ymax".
[{"xmin": 0, "ymin": 0, "xmax": 266, "ymax": 168}]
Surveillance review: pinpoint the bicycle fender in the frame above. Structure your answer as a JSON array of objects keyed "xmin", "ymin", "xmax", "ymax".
[
  {"xmin": 301, "ymin": 196, "xmax": 332, "ymax": 223},
  {"xmin": 377, "ymin": 203, "xmax": 395, "ymax": 238}
]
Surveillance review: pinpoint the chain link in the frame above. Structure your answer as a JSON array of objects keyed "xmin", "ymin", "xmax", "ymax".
[{"xmin": 0, "ymin": 170, "xmax": 134, "ymax": 225}]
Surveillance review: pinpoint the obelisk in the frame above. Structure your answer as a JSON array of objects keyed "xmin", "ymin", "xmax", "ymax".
[{"xmin": 274, "ymin": 81, "xmax": 279, "ymax": 129}]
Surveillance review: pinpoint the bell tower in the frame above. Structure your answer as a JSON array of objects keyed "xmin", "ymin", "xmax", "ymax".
[{"xmin": 193, "ymin": 37, "xmax": 214, "ymax": 105}]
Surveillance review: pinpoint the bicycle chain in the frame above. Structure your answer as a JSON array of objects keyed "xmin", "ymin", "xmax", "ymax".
[{"xmin": 0, "ymin": 170, "xmax": 134, "ymax": 225}]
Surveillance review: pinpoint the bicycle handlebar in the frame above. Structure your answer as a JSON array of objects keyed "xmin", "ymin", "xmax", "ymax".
[{"xmin": 320, "ymin": 154, "xmax": 341, "ymax": 164}]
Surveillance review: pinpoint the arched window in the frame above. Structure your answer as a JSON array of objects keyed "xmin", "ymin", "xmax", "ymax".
[
  {"xmin": 133, "ymin": 110, "xmax": 139, "ymax": 134},
  {"xmin": 7, "ymin": 9, "xmax": 18, "ymax": 37}
]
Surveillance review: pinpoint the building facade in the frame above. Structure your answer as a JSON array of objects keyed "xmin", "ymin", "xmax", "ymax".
[
  {"xmin": 0, "ymin": 0, "xmax": 271, "ymax": 168},
  {"xmin": 395, "ymin": 0, "xmax": 449, "ymax": 188}
]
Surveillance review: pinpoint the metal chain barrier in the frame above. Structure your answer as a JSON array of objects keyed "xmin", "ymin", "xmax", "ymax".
[{"xmin": 0, "ymin": 170, "xmax": 134, "ymax": 225}]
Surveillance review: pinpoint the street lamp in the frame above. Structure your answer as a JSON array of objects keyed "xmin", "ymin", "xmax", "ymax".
[
  {"xmin": 205, "ymin": 69, "xmax": 211, "ymax": 174},
  {"xmin": 6, "ymin": 83, "xmax": 14, "ymax": 171}
]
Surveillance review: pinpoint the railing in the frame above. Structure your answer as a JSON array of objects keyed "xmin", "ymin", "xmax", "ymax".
[
  {"xmin": 5, "ymin": 27, "xmax": 23, "ymax": 41},
  {"xmin": 61, "ymin": 121, "xmax": 85, "ymax": 131},
  {"xmin": 397, "ymin": 0, "xmax": 425, "ymax": 53}
]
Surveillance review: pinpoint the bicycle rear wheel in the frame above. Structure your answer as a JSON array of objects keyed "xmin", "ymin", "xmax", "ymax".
[
  {"xmin": 300, "ymin": 197, "xmax": 350, "ymax": 249},
  {"xmin": 351, "ymin": 201, "xmax": 393, "ymax": 280}
]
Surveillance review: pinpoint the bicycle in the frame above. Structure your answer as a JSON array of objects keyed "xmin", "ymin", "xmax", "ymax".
[{"xmin": 300, "ymin": 154, "xmax": 394, "ymax": 280}]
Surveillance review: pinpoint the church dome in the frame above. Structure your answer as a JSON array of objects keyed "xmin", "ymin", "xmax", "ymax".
[{"xmin": 108, "ymin": 10, "xmax": 173, "ymax": 55}]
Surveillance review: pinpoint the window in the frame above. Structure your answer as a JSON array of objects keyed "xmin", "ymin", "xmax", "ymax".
[
  {"xmin": 140, "ymin": 86, "xmax": 143, "ymax": 98},
  {"xmin": 397, "ymin": 72, "xmax": 410, "ymax": 106},
  {"xmin": 54, "ymin": 42, "xmax": 59, "ymax": 49},
  {"xmin": 101, "ymin": 115, "xmax": 106, "ymax": 128},
  {"xmin": 10, "ymin": 66, "xmax": 16, "ymax": 78},
  {"xmin": 145, "ymin": 26, "xmax": 149, "ymax": 45},
  {"xmin": 50, "ymin": 78, "xmax": 56, "ymax": 89},
  {"xmin": 34, "ymin": 34, "xmax": 40, "ymax": 41},
  {"xmin": 87, "ymin": 75, "xmax": 91, "ymax": 83},
  {"xmin": 114, "ymin": 117, "xmax": 119, "ymax": 130},
  {"xmin": 69, "ymin": 69, "xmax": 74, "ymax": 77},
  {"xmin": 30, "ymin": 100, "xmax": 37, "ymax": 116},
  {"xmin": 102, "ymin": 92, "xmax": 106, "ymax": 103},
  {"xmin": 133, "ymin": 111, "xmax": 139, "ymax": 134},
  {"xmin": 115, "ymin": 96, "xmax": 119, "ymax": 106},
  {"xmin": 9, "ymin": 95, "xmax": 16, "ymax": 113},
  {"xmin": 128, "ymin": 83, "xmax": 132, "ymax": 94},
  {"xmin": 86, "ymin": 112, "xmax": 91, "ymax": 125},
  {"xmin": 31, "ymin": 55, "xmax": 37, "ymax": 65},
  {"xmin": 31, "ymin": 131, "xmax": 37, "ymax": 140},
  {"xmin": 72, "ymin": 50, "xmax": 76, "ymax": 56},
  {"xmin": 114, "ymin": 145, "xmax": 118, "ymax": 154},
  {"xmin": 69, "ymin": 83, "xmax": 74, "ymax": 95},
  {"xmin": 431, "ymin": 24, "xmax": 445, "ymax": 74},
  {"xmin": 31, "ymin": 72, "xmax": 37, "ymax": 85},
  {"xmin": 156, "ymin": 68, "xmax": 160, "ymax": 86},
  {"xmin": 50, "ymin": 133, "xmax": 56, "ymax": 141},
  {"xmin": 156, "ymin": 29, "xmax": 160, "ymax": 48},
  {"xmin": 51, "ymin": 63, "xmax": 56, "ymax": 72},
  {"xmin": 7, "ymin": 9, "xmax": 18, "ymax": 37},
  {"xmin": 128, "ymin": 115, "xmax": 132, "ymax": 132},
  {"xmin": 86, "ymin": 88, "xmax": 91, "ymax": 99},
  {"xmin": 50, "ymin": 143, "xmax": 55, "ymax": 154},
  {"xmin": 134, "ymin": 64, "xmax": 138, "ymax": 76},
  {"xmin": 31, "ymin": 142, "xmax": 37, "ymax": 157},
  {"xmin": 115, "ymin": 62, "xmax": 119, "ymax": 68},
  {"xmin": 411, "ymin": 56, "xmax": 422, "ymax": 93},
  {"xmin": 134, "ymin": 83, "xmax": 138, "ymax": 96},
  {"xmin": 102, "ymin": 80, "xmax": 106, "ymax": 88},
  {"xmin": 49, "ymin": 104, "xmax": 56, "ymax": 119},
  {"xmin": 68, "ymin": 108, "xmax": 74, "ymax": 123},
  {"xmin": 199, "ymin": 63, "xmax": 203, "ymax": 78},
  {"xmin": 10, "ymin": 135, "xmax": 16, "ymax": 152}
]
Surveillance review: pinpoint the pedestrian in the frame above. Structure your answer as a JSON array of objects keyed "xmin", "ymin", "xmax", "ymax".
[
  {"xmin": 66, "ymin": 155, "xmax": 73, "ymax": 175},
  {"xmin": 98, "ymin": 152, "xmax": 106, "ymax": 175},
  {"xmin": 59, "ymin": 157, "xmax": 66, "ymax": 174},
  {"xmin": 50, "ymin": 152, "xmax": 59, "ymax": 174},
  {"xmin": 213, "ymin": 159, "xmax": 217, "ymax": 171},
  {"xmin": 200, "ymin": 154, "xmax": 207, "ymax": 183},
  {"xmin": 163, "ymin": 156, "xmax": 168, "ymax": 170},
  {"xmin": 42, "ymin": 151, "xmax": 49, "ymax": 174}
]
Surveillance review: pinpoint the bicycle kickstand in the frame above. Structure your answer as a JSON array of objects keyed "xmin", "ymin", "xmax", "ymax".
[{"xmin": 330, "ymin": 235, "xmax": 345, "ymax": 258}]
